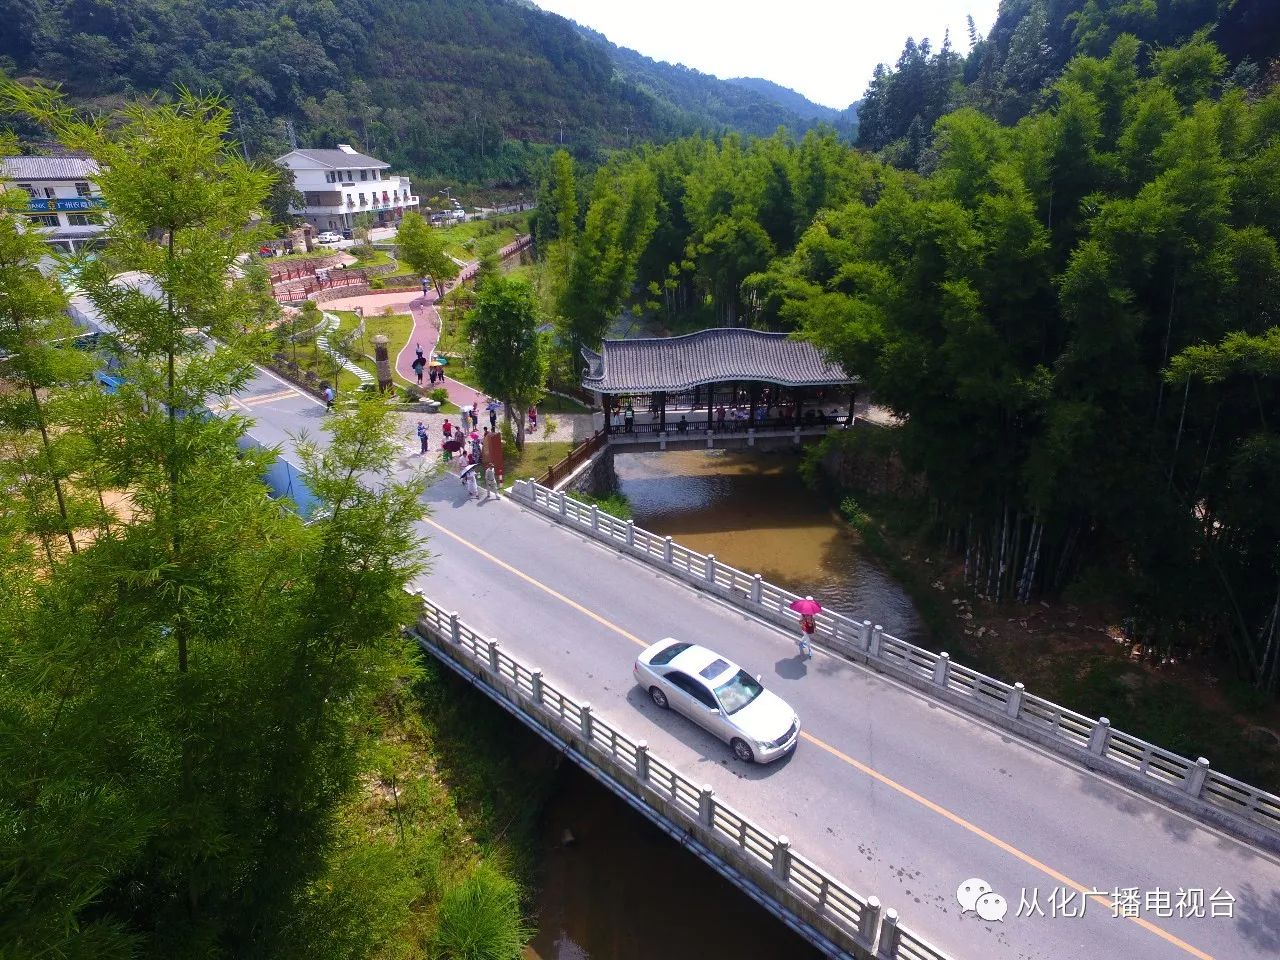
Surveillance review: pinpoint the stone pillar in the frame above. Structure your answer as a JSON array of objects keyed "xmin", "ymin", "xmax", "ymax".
[{"xmin": 372, "ymin": 334, "xmax": 392, "ymax": 393}]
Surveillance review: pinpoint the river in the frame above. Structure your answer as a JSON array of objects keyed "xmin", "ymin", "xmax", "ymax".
[
  {"xmin": 612, "ymin": 448, "xmax": 921, "ymax": 641},
  {"xmin": 523, "ymin": 446, "xmax": 922, "ymax": 959}
]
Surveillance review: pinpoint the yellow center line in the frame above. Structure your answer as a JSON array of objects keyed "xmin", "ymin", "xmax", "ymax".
[{"xmin": 423, "ymin": 516, "xmax": 1215, "ymax": 960}]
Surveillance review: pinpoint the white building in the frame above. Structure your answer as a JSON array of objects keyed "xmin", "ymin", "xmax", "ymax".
[
  {"xmin": 275, "ymin": 144, "xmax": 418, "ymax": 232},
  {"xmin": 0, "ymin": 155, "xmax": 108, "ymax": 253}
]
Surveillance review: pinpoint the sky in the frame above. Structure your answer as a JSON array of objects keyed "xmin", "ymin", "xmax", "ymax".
[{"xmin": 530, "ymin": 0, "xmax": 1004, "ymax": 109}]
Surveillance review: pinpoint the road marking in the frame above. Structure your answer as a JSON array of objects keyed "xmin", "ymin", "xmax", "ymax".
[
  {"xmin": 238, "ymin": 387, "xmax": 299, "ymax": 407},
  {"xmin": 423, "ymin": 517, "xmax": 1217, "ymax": 960},
  {"xmin": 423, "ymin": 519, "xmax": 647, "ymax": 647}
]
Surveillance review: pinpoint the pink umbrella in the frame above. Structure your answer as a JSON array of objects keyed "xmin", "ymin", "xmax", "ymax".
[
  {"xmin": 789, "ymin": 596, "xmax": 823, "ymax": 616},
  {"xmin": 469, "ymin": 431, "xmax": 481, "ymax": 440}
]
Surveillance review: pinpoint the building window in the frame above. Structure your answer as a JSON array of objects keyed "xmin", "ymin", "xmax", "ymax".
[
  {"xmin": 27, "ymin": 214, "xmax": 60, "ymax": 227},
  {"xmin": 17, "ymin": 182, "xmax": 36, "ymax": 198},
  {"xmin": 66, "ymin": 213, "xmax": 103, "ymax": 226},
  {"xmin": 374, "ymin": 170, "xmax": 381, "ymax": 180},
  {"xmin": 43, "ymin": 187, "xmax": 56, "ymax": 199},
  {"xmin": 325, "ymin": 171, "xmax": 334, "ymax": 183},
  {"xmin": 358, "ymin": 193, "xmax": 366, "ymax": 204},
  {"xmin": 75, "ymin": 181, "xmax": 92, "ymax": 197},
  {"xmin": 360, "ymin": 169, "xmax": 367, "ymax": 181}
]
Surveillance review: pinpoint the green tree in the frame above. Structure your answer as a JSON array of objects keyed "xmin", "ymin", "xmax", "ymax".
[
  {"xmin": 0, "ymin": 132, "xmax": 99, "ymax": 563},
  {"xmin": 0, "ymin": 83, "xmax": 434, "ymax": 955},
  {"xmin": 396, "ymin": 210, "xmax": 459, "ymax": 299},
  {"xmin": 466, "ymin": 275, "xmax": 547, "ymax": 450}
]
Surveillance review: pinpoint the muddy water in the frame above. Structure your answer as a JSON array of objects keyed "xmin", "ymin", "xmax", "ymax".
[
  {"xmin": 613, "ymin": 448, "xmax": 922, "ymax": 641},
  {"xmin": 524, "ymin": 764, "xmax": 824, "ymax": 960}
]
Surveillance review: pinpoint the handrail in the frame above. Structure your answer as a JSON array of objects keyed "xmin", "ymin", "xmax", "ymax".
[
  {"xmin": 411, "ymin": 594, "xmax": 954, "ymax": 960},
  {"xmin": 509, "ymin": 479, "xmax": 1280, "ymax": 852}
]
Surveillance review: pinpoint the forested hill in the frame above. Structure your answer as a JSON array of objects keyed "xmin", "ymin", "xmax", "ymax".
[
  {"xmin": 857, "ymin": 0, "xmax": 1280, "ymax": 162},
  {"xmin": 571, "ymin": 24, "xmax": 854, "ymax": 138},
  {"xmin": 726, "ymin": 77, "xmax": 840, "ymax": 122},
  {"xmin": 0, "ymin": 0, "xmax": 841, "ymax": 185}
]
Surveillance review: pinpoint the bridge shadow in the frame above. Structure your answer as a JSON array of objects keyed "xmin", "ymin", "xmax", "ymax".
[{"xmin": 623, "ymin": 686, "xmax": 797, "ymax": 780}]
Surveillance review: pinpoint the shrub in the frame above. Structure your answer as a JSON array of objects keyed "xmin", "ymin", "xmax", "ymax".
[
  {"xmin": 369, "ymin": 277, "xmax": 385, "ymax": 290},
  {"xmin": 429, "ymin": 387, "xmax": 449, "ymax": 404},
  {"xmin": 840, "ymin": 496, "xmax": 872, "ymax": 532},
  {"xmin": 430, "ymin": 863, "xmax": 528, "ymax": 960}
]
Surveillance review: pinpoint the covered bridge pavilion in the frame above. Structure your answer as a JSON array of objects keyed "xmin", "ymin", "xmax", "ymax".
[{"xmin": 582, "ymin": 328, "xmax": 858, "ymax": 437}]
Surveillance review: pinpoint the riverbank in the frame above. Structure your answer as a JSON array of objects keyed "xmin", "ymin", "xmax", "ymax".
[{"xmin": 804, "ymin": 431, "xmax": 1280, "ymax": 793}]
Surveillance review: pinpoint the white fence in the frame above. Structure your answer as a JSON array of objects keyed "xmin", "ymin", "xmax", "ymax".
[
  {"xmin": 511, "ymin": 479, "xmax": 1280, "ymax": 853},
  {"xmin": 412, "ymin": 596, "xmax": 955, "ymax": 960}
]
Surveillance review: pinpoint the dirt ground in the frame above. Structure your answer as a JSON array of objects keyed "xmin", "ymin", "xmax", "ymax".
[{"xmin": 885, "ymin": 542, "xmax": 1280, "ymax": 792}]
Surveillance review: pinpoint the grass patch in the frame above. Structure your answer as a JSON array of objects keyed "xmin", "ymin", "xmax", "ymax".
[
  {"xmin": 431, "ymin": 214, "xmax": 530, "ymax": 261},
  {"xmin": 502, "ymin": 440, "xmax": 574, "ymax": 482},
  {"xmin": 536, "ymin": 392, "xmax": 591, "ymax": 414},
  {"xmin": 329, "ymin": 310, "xmax": 417, "ymax": 385},
  {"xmin": 567, "ymin": 490, "xmax": 632, "ymax": 520},
  {"xmin": 352, "ymin": 247, "xmax": 396, "ymax": 269},
  {"xmin": 285, "ymin": 340, "xmax": 366, "ymax": 395}
]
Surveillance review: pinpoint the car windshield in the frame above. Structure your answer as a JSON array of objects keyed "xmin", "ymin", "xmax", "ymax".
[{"xmin": 714, "ymin": 670, "xmax": 764, "ymax": 715}]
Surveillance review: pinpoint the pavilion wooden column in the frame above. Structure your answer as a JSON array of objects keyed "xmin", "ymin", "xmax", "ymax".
[
  {"xmin": 657, "ymin": 391, "xmax": 666, "ymax": 432},
  {"xmin": 748, "ymin": 383, "xmax": 759, "ymax": 423},
  {"xmin": 705, "ymin": 383, "xmax": 713, "ymax": 429},
  {"xmin": 603, "ymin": 395, "xmax": 612, "ymax": 436},
  {"xmin": 847, "ymin": 386, "xmax": 856, "ymax": 426}
]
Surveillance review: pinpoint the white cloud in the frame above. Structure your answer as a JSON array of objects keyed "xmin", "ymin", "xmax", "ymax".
[{"xmin": 531, "ymin": 0, "xmax": 1002, "ymax": 109}]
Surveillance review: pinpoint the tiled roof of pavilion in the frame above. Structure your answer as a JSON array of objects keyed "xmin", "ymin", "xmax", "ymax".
[{"xmin": 581, "ymin": 328, "xmax": 855, "ymax": 394}]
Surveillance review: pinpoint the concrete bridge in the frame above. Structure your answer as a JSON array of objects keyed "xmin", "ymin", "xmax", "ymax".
[{"xmin": 222, "ymin": 360, "xmax": 1280, "ymax": 960}]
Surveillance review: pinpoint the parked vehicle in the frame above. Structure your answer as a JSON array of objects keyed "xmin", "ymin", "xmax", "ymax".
[
  {"xmin": 633, "ymin": 639, "xmax": 800, "ymax": 763},
  {"xmin": 316, "ymin": 231, "xmax": 343, "ymax": 244}
]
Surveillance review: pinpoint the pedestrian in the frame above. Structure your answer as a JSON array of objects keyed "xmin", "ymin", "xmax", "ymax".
[
  {"xmin": 489, "ymin": 405, "xmax": 498, "ymax": 430},
  {"xmin": 416, "ymin": 420, "xmax": 429, "ymax": 455},
  {"xmin": 412, "ymin": 354, "xmax": 426, "ymax": 386},
  {"xmin": 677, "ymin": 415, "xmax": 688, "ymax": 433},
  {"xmin": 415, "ymin": 343, "xmax": 425, "ymax": 362},
  {"xmin": 528, "ymin": 405, "xmax": 538, "ymax": 431},
  {"xmin": 716, "ymin": 405, "xmax": 726, "ymax": 429},
  {"xmin": 470, "ymin": 407, "xmax": 480, "ymax": 431},
  {"xmin": 323, "ymin": 385, "xmax": 335, "ymax": 412},
  {"xmin": 442, "ymin": 418, "xmax": 453, "ymax": 439},
  {"xmin": 484, "ymin": 463, "xmax": 499, "ymax": 500},
  {"xmin": 464, "ymin": 469, "xmax": 480, "ymax": 500},
  {"xmin": 623, "ymin": 403, "xmax": 634, "ymax": 433},
  {"xmin": 798, "ymin": 613, "xmax": 816, "ymax": 659},
  {"xmin": 611, "ymin": 407, "xmax": 623, "ymax": 431},
  {"xmin": 470, "ymin": 434, "xmax": 482, "ymax": 461}
]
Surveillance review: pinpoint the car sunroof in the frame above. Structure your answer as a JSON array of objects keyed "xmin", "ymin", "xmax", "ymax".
[{"xmin": 698, "ymin": 658, "xmax": 730, "ymax": 680}]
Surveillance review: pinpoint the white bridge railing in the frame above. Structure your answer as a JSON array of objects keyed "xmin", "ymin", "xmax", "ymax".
[
  {"xmin": 511, "ymin": 479, "xmax": 1280, "ymax": 853},
  {"xmin": 412, "ymin": 596, "xmax": 954, "ymax": 960}
]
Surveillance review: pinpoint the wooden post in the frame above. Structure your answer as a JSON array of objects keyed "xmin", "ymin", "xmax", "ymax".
[
  {"xmin": 657, "ymin": 391, "xmax": 666, "ymax": 432},
  {"xmin": 847, "ymin": 385, "xmax": 857, "ymax": 426}
]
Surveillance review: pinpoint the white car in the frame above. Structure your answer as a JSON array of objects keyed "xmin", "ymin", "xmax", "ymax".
[
  {"xmin": 315, "ymin": 231, "xmax": 343, "ymax": 244},
  {"xmin": 633, "ymin": 639, "xmax": 800, "ymax": 763}
]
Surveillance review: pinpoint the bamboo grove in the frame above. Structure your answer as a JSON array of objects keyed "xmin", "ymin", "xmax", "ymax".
[{"xmin": 536, "ymin": 35, "xmax": 1280, "ymax": 693}]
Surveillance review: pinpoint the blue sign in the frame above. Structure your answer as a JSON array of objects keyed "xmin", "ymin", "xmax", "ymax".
[{"xmin": 26, "ymin": 197, "xmax": 107, "ymax": 212}]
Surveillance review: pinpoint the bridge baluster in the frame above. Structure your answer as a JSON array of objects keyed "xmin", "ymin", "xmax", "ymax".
[{"xmin": 698, "ymin": 784, "xmax": 715, "ymax": 827}]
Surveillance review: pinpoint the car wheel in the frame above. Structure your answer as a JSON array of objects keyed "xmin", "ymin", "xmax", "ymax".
[
  {"xmin": 731, "ymin": 738, "xmax": 755, "ymax": 763},
  {"xmin": 649, "ymin": 686, "xmax": 669, "ymax": 709}
]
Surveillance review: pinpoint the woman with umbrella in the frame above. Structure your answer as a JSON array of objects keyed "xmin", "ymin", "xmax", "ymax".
[
  {"xmin": 789, "ymin": 596, "xmax": 821, "ymax": 660},
  {"xmin": 458, "ymin": 461, "xmax": 480, "ymax": 500}
]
